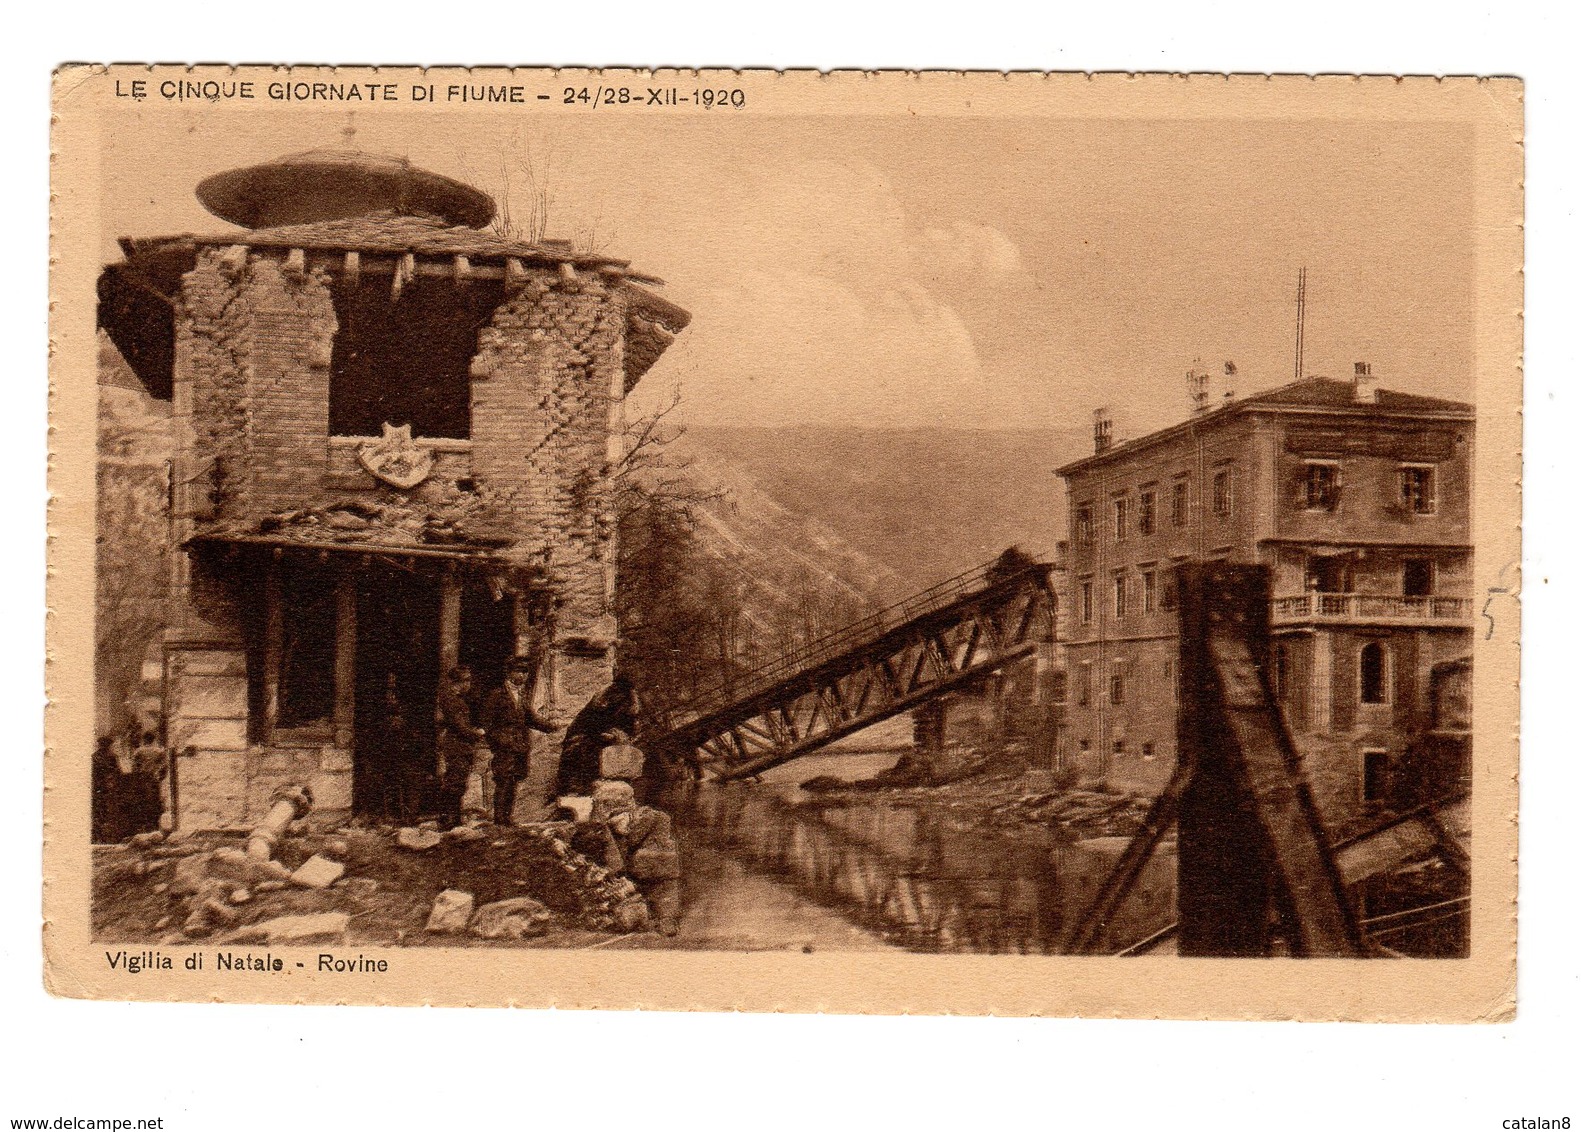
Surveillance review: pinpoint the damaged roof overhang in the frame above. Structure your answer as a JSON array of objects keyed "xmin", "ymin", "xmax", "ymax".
[
  {"xmin": 185, "ymin": 533, "xmax": 556, "ymax": 591},
  {"xmin": 99, "ymin": 231, "xmax": 693, "ymax": 403}
]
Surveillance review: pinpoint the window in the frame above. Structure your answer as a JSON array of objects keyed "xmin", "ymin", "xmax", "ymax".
[
  {"xmin": 1078, "ymin": 739, "xmax": 1091, "ymax": 754},
  {"xmin": 1110, "ymin": 671, "xmax": 1125, "ymax": 705},
  {"xmin": 1303, "ymin": 461, "xmax": 1340, "ymax": 511},
  {"xmin": 1273, "ymin": 642, "xmax": 1290, "ymax": 700},
  {"xmin": 328, "ymin": 277, "xmax": 494, "ymax": 440},
  {"xmin": 1172, "ymin": 478, "xmax": 1189, "ymax": 526},
  {"xmin": 1075, "ymin": 503, "xmax": 1095, "ymax": 547},
  {"xmin": 1212, "ymin": 468, "xmax": 1233, "ymax": 517},
  {"xmin": 1077, "ymin": 663, "xmax": 1092, "ymax": 706},
  {"xmin": 1160, "ymin": 576, "xmax": 1179, "ymax": 612},
  {"xmin": 1164, "ymin": 658, "xmax": 1178, "ymax": 703},
  {"xmin": 1141, "ymin": 742, "xmax": 1155, "ymax": 759},
  {"xmin": 1307, "ymin": 555, "xmax": 1352, "ymax": 594},
  {"xmin": 1141, "ymin": 570, "xmax": 1157, "ymax": 614},
  {"xmin": 1360, "ymin": 641, "xmax": 1388, "ymax": 704},
  {"xmin": 1362, "ymin": 749, "xmax": 1390, "ymax": 803},
  {"xmin": 1113, "ymin": 571, "xmax": 1128, "ymax": 618},
  {"xmin": 1112, "ymin": 739, "xmax": 1127, "ymax": 756},
  {"xmin": 1050, "ymin": 671, "xmax": 1068, "ymax": 704},
  {"xmin": 1080, "ymin": 581, "xmax": 1093, "ymax": 624},
  {"xmin": 1403, "ymin": 558, "xmax": 1435, "ymax": 597},
  {"xmin": 1399, "ymin": 465, "xmax": 1436, "ymax": 514},
  {"xmin": 1139, "ymin": 489, "xmax": 1156, "ymax": 535},
  {"xmin": 1113, "ymin": 497, "xmax": 1129, "ymax": 542},
  {"xmin": 273, "ymin": 569, "xmax": 336, "ymax": 732}
]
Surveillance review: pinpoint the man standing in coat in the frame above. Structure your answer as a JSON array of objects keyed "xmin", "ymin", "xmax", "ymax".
[
  {"xmin": 482, "ymin": 656, "xmax": 557, "ymax": 826},
  {"xmin": 435, "ymin": 666, "xmax": 484, "ymax": 830}
]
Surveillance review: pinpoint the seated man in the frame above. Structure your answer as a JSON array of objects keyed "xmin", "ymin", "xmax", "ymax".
[
  {"xmin": 555, "ymin": 676, "xmax": 638, "ymax": 798},
  {"xmin": 572, "ymin": 780, "xmax": 681, "ymax": 936}
]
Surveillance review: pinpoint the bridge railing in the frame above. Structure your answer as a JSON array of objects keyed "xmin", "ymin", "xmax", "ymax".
[{"xmin": 654, "ymin": 552, "xmax": 1050, "ymax": 732}]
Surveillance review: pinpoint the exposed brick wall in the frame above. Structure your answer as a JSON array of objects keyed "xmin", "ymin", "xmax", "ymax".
[
  {"xmin": 470, "ymin": 269, "xmax": 626, "ymax": 637},
  {"xmin": 166, "ymin": 249, "xmax": 637, "ymax": 825},
  {"xmin": 241, "ymin": 256, "xmax": 337, "ymax": 517}
]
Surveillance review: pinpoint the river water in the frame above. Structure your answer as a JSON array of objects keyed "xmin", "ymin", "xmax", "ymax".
[{"xmin": 656, "ymin": 751, "xmax": 1176, "ymax": 955}]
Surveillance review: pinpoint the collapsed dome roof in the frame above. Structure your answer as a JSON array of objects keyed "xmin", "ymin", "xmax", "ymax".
[{"xmin": 195, "ymin": 149, "xmax": 496, "ymax": 230}]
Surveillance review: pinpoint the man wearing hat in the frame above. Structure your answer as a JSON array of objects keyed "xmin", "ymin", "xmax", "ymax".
[
  {"xmin": 574, "ymin": 780, "xmax": 682, "ymax": 936},
  {"xmin": 481, "ymin": 656, "xmax": 558, "ymax": 826}
]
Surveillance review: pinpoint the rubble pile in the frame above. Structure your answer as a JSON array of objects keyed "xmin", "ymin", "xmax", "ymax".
[
  {"xmin": 799, "ymin": 763, "xmax": 1152, "ymax": 841},
  {"xmin": 243, "ymin": 491, "xmax": 517, "ymax": 552},
  {"xmin": 91, "ymin": 820, "xmax": 647, "ymax": 947},
  {"xmin": 978, "ymin": 788, "xmax": 1151, "ymax": 839}
]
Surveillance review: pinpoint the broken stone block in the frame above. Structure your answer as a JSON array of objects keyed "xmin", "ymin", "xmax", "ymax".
[
  {"xmin": 323, "ymin": 838, "xmax": 352, "ymax": 860},
  {"xmin": 338, "ymin": 877, "xmax": 379, "ymax": 901},
  {"xmin": 469, "ymin": 897, "xmax": 552, "ymax": 941},
  {"xmin": 612, "ymin": 896, "xmax": 650, "ymax": 933},
  {"xmin": 229, "ymin": 888, "xmax": 252, "ymax": 904},
  {"xmin": 290, "ymin": 854, "xmax": 346, "ymax": 889},
  {"xmin": 129, "ymin": 830, "xmax": 165, "ymax": 848},
  {"xmin": 425, "ymin": 890, "xmax": 475, "ymax": 934},
  {"xmin": 231, "ymin": 912, "xmax": 350, "ymax": 944},
  {"xmin": 209, "ymin": 846, "xmax": 293, "ymax": 887},
  {"xmin": 169, "ymin": 851, "xmax": 215, "ymax": 896},
  {"xmin": 443, "ymin": 825, "xmax": 487, "ymax": 845},
  {"xmin": 396, "ymin": 827, "xmax": 443, "ymax": 852},
  {"xmin": 255, "ymin": 880, "xmax": 287, "ymax": 893}
]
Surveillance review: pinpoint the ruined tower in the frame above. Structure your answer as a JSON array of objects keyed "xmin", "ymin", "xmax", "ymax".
[{"xmin": 98, "ymin": 150, "xmax": 690, "ymax": 827}]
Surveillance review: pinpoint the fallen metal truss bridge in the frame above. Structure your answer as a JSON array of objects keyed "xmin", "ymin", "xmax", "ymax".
[{"xmin": 646, "ymin": 553, "xmax": 1057, "ymax": 782}]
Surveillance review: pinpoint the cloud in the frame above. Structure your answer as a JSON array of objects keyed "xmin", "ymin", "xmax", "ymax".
[{"xmin": 628, "ymin": 160, "xmax": 1027, "ymax": 426}]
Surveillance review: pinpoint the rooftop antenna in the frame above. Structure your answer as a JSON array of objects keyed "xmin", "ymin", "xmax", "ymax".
[{"xmin": 1294, "ymin": 266, "xmax": 1308, "ymax": 380}]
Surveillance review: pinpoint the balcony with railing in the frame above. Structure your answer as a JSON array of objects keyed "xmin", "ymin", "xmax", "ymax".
[{"xmin": 1270, "ymin": 592, "xmax": 1473, "ymax": 627}]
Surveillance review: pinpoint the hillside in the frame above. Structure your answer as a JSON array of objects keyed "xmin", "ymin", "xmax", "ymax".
[{"xmin": 680, "ymin": 426, "xmax": 1089, "ymax": 594}]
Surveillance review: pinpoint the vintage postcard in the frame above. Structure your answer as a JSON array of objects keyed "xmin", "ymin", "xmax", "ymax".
[{"xmin": 46, "ymin": 66, "xmax": 1522, "ymax": 1017}]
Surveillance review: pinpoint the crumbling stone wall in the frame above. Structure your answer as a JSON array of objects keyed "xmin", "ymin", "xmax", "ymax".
[
  {"xmin": 470, "ymin": 268, "xmax": 626, "ymax": 713},
  {"xmin": 166, "ymin": 249, "xmax": 632, "ymax": 826}
]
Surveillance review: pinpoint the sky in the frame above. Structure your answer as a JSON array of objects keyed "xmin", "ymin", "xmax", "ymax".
[{"xmin": 100, "ymin": 108, "xmax": 1476, "ymax": 437}]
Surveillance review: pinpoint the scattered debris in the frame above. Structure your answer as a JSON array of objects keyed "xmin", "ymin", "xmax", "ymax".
[
  {"xmin": 229, "ymin": 912, "xmax": 350, "ymax": 944},
  {"xmin": 470, "ymin": 897, "xmax": 551, "ymax": 940},
  {"xmin": 397, "ymin": 828, "xmax": 443, "ymax": 852},
  {"xmin": 426, "ymin": 890, "xmax": 475, "ymax": 933},
  {"xmin": 209, "ymin": 846, "xmax": 292, "ymax": 887},
  {"xmin": 338, "ymin": 877, "xmax": 380, "ymax": 901},
  {"xmin": 290, "ymin": 854, "xmax": 346, "ymax": 889}
]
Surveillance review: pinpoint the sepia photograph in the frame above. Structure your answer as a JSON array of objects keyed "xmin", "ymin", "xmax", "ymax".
[{"xmin": 46, "ymin": 66, "xmax": 1522, "ymax": 1016}]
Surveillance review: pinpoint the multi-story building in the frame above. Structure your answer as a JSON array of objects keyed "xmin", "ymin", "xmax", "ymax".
[
  {"xmin": 1055, "ymin": 367, "xmax": 1474, "ymax": 827},
  {"xmin": 97, "ymin": 151, "xmax": 689, "ymax": 828}
]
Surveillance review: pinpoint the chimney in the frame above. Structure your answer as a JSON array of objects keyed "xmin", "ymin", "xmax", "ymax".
[
  {"xmin": 1093, "ymin": 407, "xmax": 1113, "ymax": 454},
  {"xmin": 1353, "ymin": 360, "xmax": 1375, "ymax": 403},
  {"xmin": 1185, "ymin": 366, "xmax": 1211, "ymax": 415}
]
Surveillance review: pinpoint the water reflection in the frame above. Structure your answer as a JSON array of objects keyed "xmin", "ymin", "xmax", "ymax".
[{"xmin": 669, "ymin": 781, "xmax": 1176, "ymax": 955}]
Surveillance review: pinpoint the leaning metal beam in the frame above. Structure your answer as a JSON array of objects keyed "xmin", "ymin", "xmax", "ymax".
[
  {"xmin": 1176, "ymin": 563, "xmax": 1364, "ymax": 958},
  {"xmin": 652, "ymin": 564, "xmax": 1055, "ymax": 780}
]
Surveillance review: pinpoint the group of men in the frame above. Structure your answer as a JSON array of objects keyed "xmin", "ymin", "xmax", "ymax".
[
  {"xmin": 427, "ymin": 662, "xmax": 680, "ymax": 935},
  {"xmin": 434, "ymin": 657, "xmax": 557, "ymax": 828}
]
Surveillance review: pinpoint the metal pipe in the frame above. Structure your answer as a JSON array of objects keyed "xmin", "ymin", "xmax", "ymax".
[{"xmin": 246, "ymin": 784, "xmax": 313, "ymax": 860}]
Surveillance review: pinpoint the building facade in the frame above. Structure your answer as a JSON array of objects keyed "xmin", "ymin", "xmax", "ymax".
[
  {"xmin": 98, "ymin": 151, "xmax": 689, "ymax": 829},
  {"xmin": 1055, "ymin": 371, "xmax": 1474, "ymax": 828}
]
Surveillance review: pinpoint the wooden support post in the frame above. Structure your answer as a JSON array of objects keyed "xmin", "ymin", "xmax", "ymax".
[
  {"xmin": 333, "ymin": 571, "xmax": 357, "ymax": 751},
  {"xmin": 438, "ymin": 568, "xmax": 462, "ymax": 678},
  {"xmin": 262, "ymin": 555, "xmax": 283, "ymax": 736}
]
